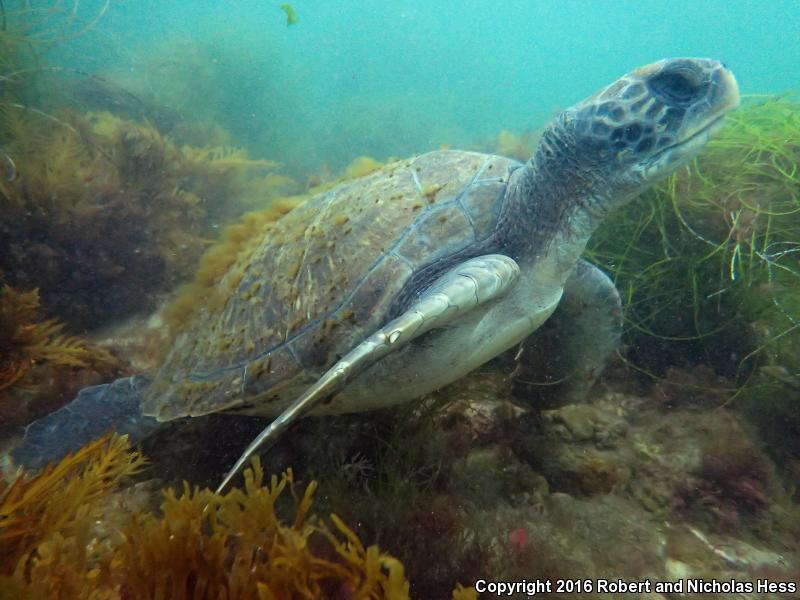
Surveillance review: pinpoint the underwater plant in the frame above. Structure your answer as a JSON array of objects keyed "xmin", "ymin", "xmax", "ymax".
[
  {"xmin": 0, "ymin": 433, "xmax": 145, "ymax": 578},
  {"xmin": 117, "ymin": 24, "xmax": 302, "ymax": 170},
  {"xmin": 279, "ymin": 3, "xmax": 299, "ymax": 26},
  {"xmin": 294, "ymin": 383, "xmax": 541, "ymax": 600},
  {"xmin": 673, "ymin": 427, "xmax": 774, "ymax": 530},
  {"xmin": 0, "ymin": 1, "xmax": 300, "ymax": 331},
  {"xmin": 0, "ymin": 285, "xmax": 121, "ymax": 430},
  {"xmin": 587, "ymin": 96, "xmax": 800, "ymax": 365},
  {"xmin": 0, "ymin": 285, "xmax": 95, "ymax": 395},
  {"xmin": 0, "ymin": 431, "xmax": 475, "ymax": 599},
  {"xmin": 582, "ymin": 96, "xmax": 800, "ymax": 463},
  {"xmin": 0, "ymin": 106, "xmax": 297, "ymax": 330},
  {"xmin": 490, "ymin": 129, "xmax": 539, "ymax": 163},
  {"xmin": 108, "ymin": 463, "xmax": 415, "ymax": 600}
]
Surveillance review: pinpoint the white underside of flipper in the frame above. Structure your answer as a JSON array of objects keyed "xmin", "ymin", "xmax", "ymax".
[{"xmin": 328, "ymin": 263, "xmax": 563, "ymax": 412}]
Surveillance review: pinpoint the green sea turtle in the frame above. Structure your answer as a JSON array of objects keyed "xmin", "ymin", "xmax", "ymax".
[{"xmin": 13, "ymin": 58, "xmax": 740, "ymax": 493}]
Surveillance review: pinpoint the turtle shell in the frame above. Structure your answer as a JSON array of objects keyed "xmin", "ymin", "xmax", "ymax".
[{"xmin": 143, "ymin": 150, "xmax": 520, "ymax": 420}]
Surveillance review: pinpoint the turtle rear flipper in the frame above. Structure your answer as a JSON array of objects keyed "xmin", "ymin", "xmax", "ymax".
[
  {"xmin": 12, "ymin": 375, "xmax": 159, "ymax": 469},
  {"xmin": 216, "ymin": 254, "xmax": 520, "ymax": 493}
]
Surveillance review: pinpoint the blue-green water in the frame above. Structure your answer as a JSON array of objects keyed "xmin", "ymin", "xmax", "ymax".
[
  {"xmin": 63, "ymin": 0, "xmax": 799, "ymax": 172},
  {"xmin": 3, "ymin": 3, "xmax": 800, "ymax": 595}
]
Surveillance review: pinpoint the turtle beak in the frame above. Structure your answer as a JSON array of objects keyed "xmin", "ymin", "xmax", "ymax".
[
  {"xmin": 708, "ymin": 63, "xmax": 740, "ymax": 121},
  {"xmin": 642, "ymin": 59, "xmax": 740, "ymax": 174},
  {"xmin": 675, "ymin": 61, "xmax": 740, "ymax": 150},
  {"xmin": 710, "ymin": 63, "xmax": 740, "ymax": 119}
]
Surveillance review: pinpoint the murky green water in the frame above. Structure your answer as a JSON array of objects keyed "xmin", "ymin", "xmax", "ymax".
[{"xmin": 1, "ymin": 2, "xmax": 798, "ymax": 598}]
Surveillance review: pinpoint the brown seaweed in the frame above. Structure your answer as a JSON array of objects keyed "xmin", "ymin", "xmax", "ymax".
[
  {"xmin": 0, "ymin": 285, "xmax": 120, "ymax": 417},
  {"xmin": 1, "ymin": 432, "xmax": 475, "ymax": 599}
]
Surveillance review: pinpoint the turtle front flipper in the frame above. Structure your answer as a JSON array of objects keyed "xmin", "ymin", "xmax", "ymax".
[
  {"xmin": 216, "ymin": 254, "xmax": 520, "ymax": 493},
  {"xmin": 515, "ymin": 259, "xmax": 622, "ymax": 406},
  {"xmin": 11, "ymin": 375, "xmax": 159, "ymax": 469}
]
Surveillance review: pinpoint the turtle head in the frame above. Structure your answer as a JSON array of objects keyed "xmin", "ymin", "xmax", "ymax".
[{"xmin": 536, "ymin": 58, "xmax": 739, "ymax": 218}]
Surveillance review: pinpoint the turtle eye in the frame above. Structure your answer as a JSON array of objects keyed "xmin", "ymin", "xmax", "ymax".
[{"xmin": 647, "ymin": 70, "xmax": 700, "ymax": 106}]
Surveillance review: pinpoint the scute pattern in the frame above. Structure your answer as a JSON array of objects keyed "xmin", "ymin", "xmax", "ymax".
[
  {"xmin": 459, "ymin": 154, "xmax": 519, "ymax": 239},
  {"xmin": 395, "ymin": 204, "xmax": 472, "ymax": 264},
  {"xmin": 143, "ymin": 150, "xmax": 515, "ymax": 419}
]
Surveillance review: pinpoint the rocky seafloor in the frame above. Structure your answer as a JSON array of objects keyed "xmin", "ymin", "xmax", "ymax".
[{"xmin": 42, "ymin": 314, "xmax": 794, "ymax": 600}]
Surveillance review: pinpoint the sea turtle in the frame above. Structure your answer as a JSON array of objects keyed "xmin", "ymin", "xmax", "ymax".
[{"xmin": 13, "ymin": 58, "xmax": 739, "ymax": 493}]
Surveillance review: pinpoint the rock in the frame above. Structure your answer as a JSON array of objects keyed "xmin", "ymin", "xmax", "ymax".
[{"xmin": 541, "ymin": 400, "xmax": 628, "ymax": 446}]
